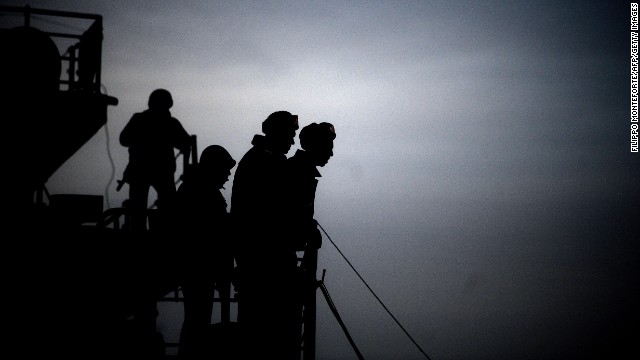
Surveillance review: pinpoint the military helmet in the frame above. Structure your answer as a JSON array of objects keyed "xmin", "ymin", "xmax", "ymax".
[
  {"xmin": 200, "ymin": 145, "xmax": 236, "ymax": 169},
  {"xmin": 299, "ymin": 122, "xmax": 336, "ymax": 150},
  {"xmin": 148, "ymin": 88, "xmax": 173, "ymax": 110},
  {"xmin": 262, "ymin": 111, "xmax": 299, "ymax": 135}
]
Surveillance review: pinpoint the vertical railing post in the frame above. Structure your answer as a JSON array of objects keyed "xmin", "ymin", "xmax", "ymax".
[{"xmin": 302, "ymin": 247, "xmax": 318, "ymax": 360}]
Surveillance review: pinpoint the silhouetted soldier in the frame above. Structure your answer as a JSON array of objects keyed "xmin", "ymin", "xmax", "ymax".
[
  {"xmin": 283, "ymin": 122, "xmax": 336, "ymax": 357},
  {"xmin": 230, "ymin": 111, "xmax": 299, "ymax": 359},
  {"xmin": 175, "ymin": 145, "xmax": 237, "ymax": 358},
  {"xmin": 118, "ymin": 89, "xmax": 191, "ymax": 357},
  {"xmin": 119, "ymin": 88, "xmax": 191, "ymax": 231},
  {"xmin": 285, "ymin": 122, "xmax": 336, "ymax": 251}
]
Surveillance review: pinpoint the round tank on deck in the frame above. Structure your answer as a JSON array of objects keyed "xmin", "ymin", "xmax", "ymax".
[{"xmin": 3, "ymin": 25, "xmax": 61, "ymax": 96}]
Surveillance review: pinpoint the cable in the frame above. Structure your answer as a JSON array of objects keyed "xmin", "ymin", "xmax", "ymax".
[
  {"xmin": 101, "ymin": 84, "xmax": 115, "ymax": 209},
  {"xmin": 317, "ymin": 222, "xmax": 433, "ymax": 360}
]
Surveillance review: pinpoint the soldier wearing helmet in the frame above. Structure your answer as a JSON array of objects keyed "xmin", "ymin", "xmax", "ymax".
[
  {"xmin": 284, "ymin": 122, "xmax": 336, "ymax": 251},
  {"xmin": 230, "ymin": 110, "xmax": 300, "ymax": 359},
  {"xmin": 119, "ymin": 89, "xmax": 191, "ymax": 231},
  {"xmin": 280, "ymin": 121, "xmax": 336, "ymax": 359},
  {"xmin": 175, "ymin": 145, "xmax": 236, "ymax": 357},
  {"xmin": 230, "ymin": 110, "xmax": 299, "ymax": 233}
]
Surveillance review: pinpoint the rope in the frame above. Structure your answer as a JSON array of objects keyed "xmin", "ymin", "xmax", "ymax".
[{"xmin": 317, "ymin": 222, "xmax": 433, "ymax": 360}]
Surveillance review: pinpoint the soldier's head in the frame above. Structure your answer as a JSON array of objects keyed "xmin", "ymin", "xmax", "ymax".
[
  {"xmin": 199, "ymin": 145, "xmax": 236, "ymax": 189},
  {"xmin": 299, "ymin": 122, "xmax": 336, "ymax": 167},
  {"xmin": 148, "ymin": 89, "xmax": 173, "ymax": 110},
  {"xmin": 262, "ymin": 111, "xmax": 299, "ymax": 155}
]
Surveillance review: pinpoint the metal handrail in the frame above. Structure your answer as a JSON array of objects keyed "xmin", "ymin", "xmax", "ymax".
[{"xmin": 0, "ymin": 5, "xmax": 104, "ymax": 93}]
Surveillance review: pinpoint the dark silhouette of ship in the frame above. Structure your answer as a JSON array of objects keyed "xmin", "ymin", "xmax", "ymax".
[{"xmin": 1, "ymin": 5, "xmax": 342, "ymax": 359}]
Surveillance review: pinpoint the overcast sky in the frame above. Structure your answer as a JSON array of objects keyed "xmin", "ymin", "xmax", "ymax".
[{"xmin": 3, "ymin": 1, "xmax": 639, "ymax": 359}]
